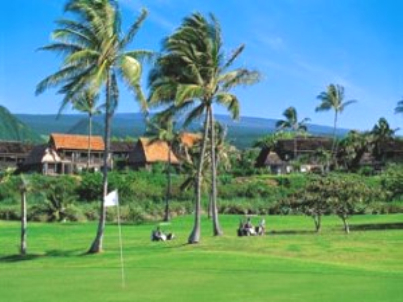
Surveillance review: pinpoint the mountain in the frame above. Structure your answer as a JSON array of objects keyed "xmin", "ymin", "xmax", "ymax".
[
  {"xmin": 16, "ymin": 112, "xmax": 350, "ymax": 149},
  {"xmin": 0, "ymin": 106, "xmax": 43, "ymax": 143},
  {"xmin": 67, "ymin": 118, "xmax": 104, "ymax": 136}
]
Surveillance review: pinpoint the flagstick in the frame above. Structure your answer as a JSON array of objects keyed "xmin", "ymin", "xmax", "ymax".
[{"xmin": 116, "ymin": 204, "xmax": 126, "ymax": 288}]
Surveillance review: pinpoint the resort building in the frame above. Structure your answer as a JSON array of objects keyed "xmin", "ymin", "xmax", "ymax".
[
  {"xmin": 128, "ymin": 138, "xmax": 180, "ymax": 170},
  {"xmin": 0, "ymin": 141, "xmax": 34, "ymax": 171},
  {"xmin": 23, "ymin": 133, "xmax": 107, "ymax": 174}
]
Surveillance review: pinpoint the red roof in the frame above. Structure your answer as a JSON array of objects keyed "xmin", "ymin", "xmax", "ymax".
[
  {"xmin": 50, "ymin": 133, "xmax": 104, "ymax": 151},
  {"xmin": 139, "ymin": 138, "xmax": 179, "ymax": 164},
  {"xmin": 180, "ymin": 132, "xmax": 201, "ymax": 148}
]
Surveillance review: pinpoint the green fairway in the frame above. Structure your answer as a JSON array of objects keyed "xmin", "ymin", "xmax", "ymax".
[{"xmin": 1, "ymin": 215, "xmax": 403, "ymax": 302}]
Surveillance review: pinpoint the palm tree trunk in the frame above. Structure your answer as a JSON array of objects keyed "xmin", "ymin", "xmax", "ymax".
[
  {"xmin": 208, "ymin": 107, "xmax": 223, "ymax": 236},
  {"xmin": 20, "ymin": 190, "xmax": 27, "ymax": 256},
  {"xmin": 164, "ymin": 146, "xmax": 171, "ymax": 222},
  {"xmin": 88, "ymin": 73, "xmax": 111, "ymax": 254},
  {"xmin": 87, "ymin": 113, "xmax": 92, "ymax": 170},
  {"xmin": 188, "ymin": 110, "xmax": 210, "ymax": 244},
  {"xmin": 331, "ymin": 111, "xmax": 338, "ymax": 163}
]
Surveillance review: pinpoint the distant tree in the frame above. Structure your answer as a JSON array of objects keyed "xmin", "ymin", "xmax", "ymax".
[
  {"xmin": 371, "ymin": 117, "xmax": 397, "ymax": 163},
  {"xmin": 276, "ymin": 106, "xmax": 310, "ymax": 159},
  {"xmin": 70, "ymin": 91, "xmax": 103, "ymax": 169},
  {"xmin": 36, "ymin": 0, "xmax": 151, "ymax": 253},
  {"xmin": 146, "ymin": 116, "xmax": 180, "ymax": 222},
  {"xmin": 253, "ymin": 131, "xmax": 294, "ymax": 150},
  {"xmin": 338, "ymin": 130, "xmax": 373, "ymax": 172},
  {"xmin": 381, "ymin": 164, "xmax": 403, "ymax": 200},
  {"xmin": 316, "ymin": 84, "xmax": 357, "ymax": 161},
  {"xmin": 283, "ymin": 176, "xmax": 372, "ymax": 233}
]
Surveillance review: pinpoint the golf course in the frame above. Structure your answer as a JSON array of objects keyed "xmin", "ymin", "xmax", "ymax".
[{"xmin": 1, "ymin": 214, "xmax": 402, "ymax": 302}]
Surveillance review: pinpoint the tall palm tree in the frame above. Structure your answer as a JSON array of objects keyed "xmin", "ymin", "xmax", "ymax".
[
  {"xmin": 36, "ymin": 0, "xmax": 151, "ymax": 253},
  {"xmin": 149, "ymin": 13, "xmax": 260, "ymax": 243},
  {"xmin": 70, "ymin": 91, "xmax": 103, "ymax": 169},
  {"xmin": 276, "ymin": 106, "xmax": 310, "ymax": 159},
  {"xmin": 316, "ymin": 84, "xmax": 357, "ymax": 160},
  {"xmin": 146, "ymin": 116, "xmax": 180, "ymax": 222}
]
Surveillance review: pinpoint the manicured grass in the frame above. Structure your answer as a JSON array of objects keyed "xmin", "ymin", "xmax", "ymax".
[{"xmin": 1, "ymin": 214, "xmax": 403, "ymax": 302}]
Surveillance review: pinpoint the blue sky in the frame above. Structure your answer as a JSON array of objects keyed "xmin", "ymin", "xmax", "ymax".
[{"xmin": 0, "ymin": 0, "xmax": 402, "ymax": 131}]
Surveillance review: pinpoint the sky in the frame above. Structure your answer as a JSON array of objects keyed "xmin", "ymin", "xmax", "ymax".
[{"xmin": 0, "ymin": 0, "xmax": 402, "ymax": 132}]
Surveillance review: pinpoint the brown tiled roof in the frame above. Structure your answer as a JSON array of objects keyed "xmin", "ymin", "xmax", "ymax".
[
  {"xmin": 180, "ymin": 132, "xmax": 201, "ymax": 148},
  {"xmin": 275, "ymin": 137, "xmax": 333, "ymax": 159},
  {"xmin": 0, "ymin": 141, "xmax": 35, "ymax": 154},
  {"xmin": 130, "ymin": 138, "xmax": 179, "ymax": 164},
  {"xmin": 110, "ymin": 141, "xmax": 135, "ymax": 153},
  {"xmin": 50, "ymin": 133, "xmax": 104, "ymax": 151}
]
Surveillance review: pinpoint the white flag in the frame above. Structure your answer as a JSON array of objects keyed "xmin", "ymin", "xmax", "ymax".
[{"xmin": 104, "ymin": 190, "xmax": 119, "ymax": 207}]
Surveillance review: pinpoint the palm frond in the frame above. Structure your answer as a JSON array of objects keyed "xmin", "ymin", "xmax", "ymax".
[
  {"xmin": 175, "ymin": 84, "xmax": 204, "ymax": 105},
  {"xmin": 120, "ymin": 8, "xmax": 148, "ymax": 49}
]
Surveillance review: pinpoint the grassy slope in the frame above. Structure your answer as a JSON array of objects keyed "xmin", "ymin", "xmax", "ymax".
[{"xmin": 1, "ymin": 214, "xmax": 402, "ymax": 302}]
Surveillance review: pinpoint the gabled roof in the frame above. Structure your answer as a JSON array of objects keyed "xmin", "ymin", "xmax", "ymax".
[
  {"xmin": 180, "ymin": 132, "xmax": 201, "ymax": 148},
  {"xmin": 255, "ymin": 148, "xmax": 284, "ymax": 167},
  {"xmin": 130, "ymin": 138, "xmax": 179, "ymax": 164},
  {"xmin": 0, "ymin": 141, "xmax": 35, "ymax": 154},
  {"xmin": 110, "ymin": 141, "xmax": 135, "ymax": 153},
  {"xmin": 50, "ymin": 133, "xmax": 104, "ymax": 151},
  {"xmin": 24, "ymin": 145, "xmax": 61, "ymax": 165}
]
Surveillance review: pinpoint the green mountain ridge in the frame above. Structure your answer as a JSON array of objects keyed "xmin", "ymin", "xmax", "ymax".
[
  {"xmin": 0, "ymin": 106, "xmax": 44, "ymax": 143},
  {"xmin": 15, "ymin": 112, "xmax": 350, "ymax": 149},
  {"xmin": 67, "ymin": 118, "xmax": 104, "ymax": 136}
]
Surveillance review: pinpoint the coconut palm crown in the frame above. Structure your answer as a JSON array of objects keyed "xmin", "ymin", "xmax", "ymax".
[
  {"xmin": 276, "ymin": 106, "xmax": 310, "ymax": 159},
  {"xmin": 316, "ymin": 84, "xmax": 357, "ymax": 159}
]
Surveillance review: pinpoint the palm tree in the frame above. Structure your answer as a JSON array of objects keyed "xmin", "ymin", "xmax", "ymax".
[
  {"xmin": 339, "ymin": 130, "xmax": 372, "ymax": 172},
  {"xmin": 71, "ymin": 91, "xmax": 103, "ymax": 169},
  {"xmin": 149, "ymin": 13, "xmax": 260, "ymax": 243},
  {"xmin": 207, "ymin": 122, "xmax": 231, "ymax": 218},
  {"xmin": 276, "ymin": 106, "xmax": 310, "ymax": 159},
  {"xmin": 146, "ymin": 116, "xmax": 180, "ymax": 222},
  {"xmin": 36, "ymin": 0, "xmax": 151, "ymax": 253},
  {"xmin": 371, "ymin": 117, "xmax": 397, "ymax": 163},
  {"xmin": 316, "ymin": 84, "xmax": 357, "ymax": 160}
]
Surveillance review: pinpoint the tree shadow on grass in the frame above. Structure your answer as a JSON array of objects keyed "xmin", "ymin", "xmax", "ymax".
[
  {"xmin": 350, "ymin": 222, "xmax": 403, "ymax": 231},
  {"xmin": 268, "ymin": 230, "xmax": 316, "ymax": 236},
  {"xmin": 45, "ymin": 249, "xmax": 85, "ymax": 257},
  {"xmin": 0, "ymin": 249, "xmax": 86, "ymax": 263},
  {"xmin": 0, "ymin": 254, "xmax": 43, "ymax": 263}
]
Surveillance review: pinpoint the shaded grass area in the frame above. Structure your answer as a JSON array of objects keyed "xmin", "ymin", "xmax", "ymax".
[{"xmin": 1, "ymin": 214, "xmax": 403, "ymax": 302}]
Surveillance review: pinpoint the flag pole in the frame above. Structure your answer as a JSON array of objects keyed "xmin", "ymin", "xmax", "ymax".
[{"xmin": 116, "ymin": 202, "xmax": 125, "ymax": 288}]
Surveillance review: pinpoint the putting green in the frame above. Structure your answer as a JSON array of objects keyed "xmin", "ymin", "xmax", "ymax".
[{"xmin": 1, "ymin": 214, "xmax": 402, "ymax": 302}]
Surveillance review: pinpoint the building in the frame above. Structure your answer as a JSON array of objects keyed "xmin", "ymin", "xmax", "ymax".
[
  {"xmin": 23, "ymin": 133, "xmax": 106, "ymax": 174},
  {"xmin": 256, "ymin": 136, "xmax": 333, "ymax": 173},
  {"xmin": 128, "ymin": 138, "xmax": 180, "ymax": 169},
  {"xmin": 110, "ymin": 141, "xmax": 135, "ymax": 169},
  {"xmin": 0, "ymin": 141, "xmax": 34, "ymax": 171}
]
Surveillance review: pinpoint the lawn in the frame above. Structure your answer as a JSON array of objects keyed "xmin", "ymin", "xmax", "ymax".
[{"xmin": 1, "ymin": 214, "xmax": 403, "ymax": 302}]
